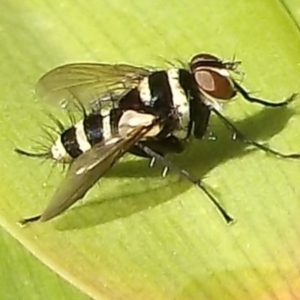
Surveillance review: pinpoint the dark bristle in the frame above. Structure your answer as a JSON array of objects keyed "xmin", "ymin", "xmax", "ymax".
[
  {"xmin": 34, "ymin": 142, "xmax": 50, "ymax": 153},
  {"xmin": 14, "ymin": 148, "xmax": 50, "ymax": 159},
  {"xmin": 45, "ymin": 112, "xmax": 66, "ymax": 132},
  {"xmin": 77, "ymin": 100, "xmax": 87, "ymax": 117},
  {"xmin": 42, "ymin": 123, "xmax": 61, "ymax": 135},
  {"xmin": 18, "ymin": 215, "xmax": 41, "ymax": 227},
  {"xmin": 38, "ymin": 126, "xmax": 56, "ymax": 143},
  {"xmin": 67, "ymin": 90, "xmax": 87, "ymax": 117},
  {"xmin": 66, "ymin": 107, "xmax": 77, "ymax": 125}
]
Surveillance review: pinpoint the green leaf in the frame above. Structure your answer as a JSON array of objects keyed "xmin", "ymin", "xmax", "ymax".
[
  {"xmin": 1, "ymin": 0, "xmax": 300, "ymax": 299},
  {"xmin": 0, "ymin": 226, "xmax": 90, "ymax": 300}
]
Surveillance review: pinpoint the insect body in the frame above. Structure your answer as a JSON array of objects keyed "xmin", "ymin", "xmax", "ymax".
[
  {"xmin": 16, "ymin": 109, "xmax": 106, "ymax": 163},
  {"xmin": 18, "ymin": 110, "xmax": 164, "ymax": 224},
  {"xmin": 16, "ymin": 66, "xmax": 212, "ymax": 162},
  {"xmin": 15, "ymin": 85, "xmax": 195, "ymax": 164},
  {"xmin": 17, "ymin": 53, "xmax": 300, "ymax": 226}
]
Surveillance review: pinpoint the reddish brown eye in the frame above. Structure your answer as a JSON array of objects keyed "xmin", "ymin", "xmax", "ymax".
[{"xmin": 194, "ymin": 68, "xmax": 236, "ymax": 100}]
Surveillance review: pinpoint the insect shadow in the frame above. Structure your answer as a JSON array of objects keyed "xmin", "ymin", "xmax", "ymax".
[{"xmin": 56, "ymin": 105, "xmax": 296, "ymax": 231}]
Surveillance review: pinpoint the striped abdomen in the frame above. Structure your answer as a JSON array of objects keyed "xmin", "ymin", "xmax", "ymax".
[{"xmin": 51, "ymin": 113, "xmax": 105, "ymax": 163}]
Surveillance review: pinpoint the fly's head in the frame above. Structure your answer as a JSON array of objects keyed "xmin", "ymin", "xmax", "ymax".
[{"xmin": 189, "ymin": 53, "xmax": 242, "ymax": 110}]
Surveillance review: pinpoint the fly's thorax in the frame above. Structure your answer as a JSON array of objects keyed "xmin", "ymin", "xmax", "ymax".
[
  {"xmin": 138, "ymin": 68, "xmax": 191, "ymax": 140},
  {"xmin": 167, "ymin": 68, "xmax": 189, "ymax": 115},
  {"xmin": 167, "ymin": 68, "xmax": 190, "ymax": 139},
  {"xmin": 171, "ymin": 105, "xmax": 190, "ymax": 139},
  {"xmin": 118, "ymin": 110, "xmax": 161, "ymax": 138},
  {"xmin": 138, "ymin": 77, "xmax": 151, "ymax": 105}
]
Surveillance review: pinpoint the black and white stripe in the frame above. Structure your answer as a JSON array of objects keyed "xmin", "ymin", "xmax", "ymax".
[
  {"xmin": 137, "ymin": 68, "xmax": 210, "ymax": 140},
  {"xmin": 138, "ymin": 69, "xmax": 190, "ymax": 123},
  {"xmin": 46, "ymin": 67, "xmax": 210, "ymax": 162},
  {"xmin": 50, "ymin": 113, "xmax": 106, "ymax": 163}
]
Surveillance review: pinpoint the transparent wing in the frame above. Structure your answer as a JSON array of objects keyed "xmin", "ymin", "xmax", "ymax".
[
  {"xmin": 39, "ymin": 123, "xmax": 155, "ymax": 222},
  {"xmin": 36, "ymin": 63, "xmax": 152, "ymax": 108}
]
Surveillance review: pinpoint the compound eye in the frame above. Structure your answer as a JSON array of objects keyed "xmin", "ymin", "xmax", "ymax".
[
  {"xmin": 195, "ymin": 69, "xmax": 215, "ymax": 91},
  {"xmin": 194, "ymin": 68, "xmax": 236, "ymax": 100}
]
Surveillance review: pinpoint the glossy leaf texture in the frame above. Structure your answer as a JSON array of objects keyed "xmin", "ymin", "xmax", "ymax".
[{"xmin": 1, "ymin": 0, "xmax": 300, "ymax": 299}]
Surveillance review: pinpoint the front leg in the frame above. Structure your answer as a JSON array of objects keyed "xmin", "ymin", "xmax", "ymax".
[
  {"xmin": 212, "ymin": 108, "xmax": 300, "ymax": 159},
  {"xmin": 233, "ymin": 80, "xmax": 297, "ymax": 107}
]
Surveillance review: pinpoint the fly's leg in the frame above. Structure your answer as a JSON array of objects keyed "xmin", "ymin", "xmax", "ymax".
[
  {"xmin": 233, "ymin": 81, "xmax": 297, "ymax": 107},
  {"xmin": 137, "ymin": 143, "xmax": 234, "ymax": 224},
  {"xmin": 212, "ymin": 108, "xmax": 300, "ymax": 159}
]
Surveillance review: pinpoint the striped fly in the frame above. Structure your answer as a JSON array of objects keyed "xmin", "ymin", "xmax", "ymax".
[{"xmin": 16, "ymin": 53, "xmax": 300, "ymax": 225}]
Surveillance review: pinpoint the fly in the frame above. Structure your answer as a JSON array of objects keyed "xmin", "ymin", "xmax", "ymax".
[{"xmin": 16, "ymin": 52, "xmax": 300, "ymax": 225}]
